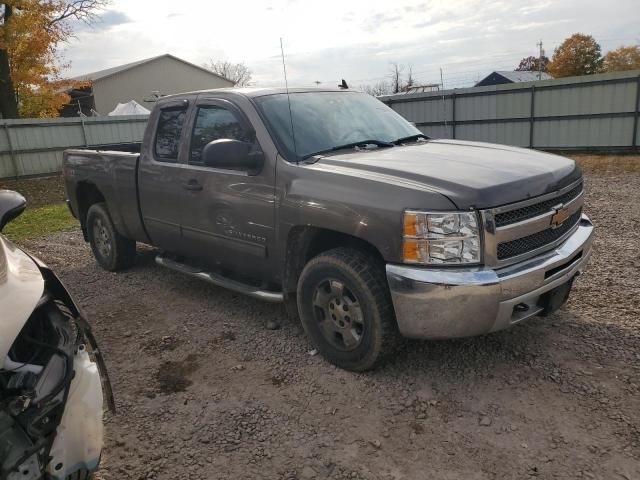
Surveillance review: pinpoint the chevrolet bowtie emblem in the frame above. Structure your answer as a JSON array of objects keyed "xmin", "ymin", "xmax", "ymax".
[{"xmin": 550, "ymin": 205, "xmax": 569, "ymax": 228}]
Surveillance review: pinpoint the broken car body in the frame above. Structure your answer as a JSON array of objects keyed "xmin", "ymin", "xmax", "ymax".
[{"xmin": 0, "ymin": 190, "xmax": 111, "ymax": 480}]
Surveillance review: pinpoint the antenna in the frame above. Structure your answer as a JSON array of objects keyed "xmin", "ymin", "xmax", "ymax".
[{"xmin": 280, "ymin": 37, "xmax": 298, "ymax": 161}]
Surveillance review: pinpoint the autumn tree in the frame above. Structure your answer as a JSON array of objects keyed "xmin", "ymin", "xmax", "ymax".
[
  {"xmin": 0, "ymin": 1, "xmax": 108, "ymax": 118},
  {"xmin": 203, "ymin": 60, "xmax": 252, "ymax": 86},
  {"xmin": 516, "ymin": 55, "xmax": 550, "ymax": 73},
  {"xmin": 548, "ymin": 33, "xmax": 603, "ymax": 78},
  {"xmin": 602, "ymin": 45, "xmax": 640, "ymax": 72}
]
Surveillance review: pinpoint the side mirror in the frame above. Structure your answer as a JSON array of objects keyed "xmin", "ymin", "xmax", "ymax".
[
  {"xmin": 202, "ymin": 139, "xmax": 264, "ymax": 173},
  {"xmin": 0, "ymin": 190, "xmax": 26, "ymax": 232}
]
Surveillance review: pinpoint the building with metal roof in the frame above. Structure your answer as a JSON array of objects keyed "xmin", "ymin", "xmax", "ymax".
[
  {"xmin": 475, "ymin": 70, "xmax": 553, "ymax": 87},
  {"xmin": 62, "ymin": 54, "xmax": 234, "ymax": 116}
]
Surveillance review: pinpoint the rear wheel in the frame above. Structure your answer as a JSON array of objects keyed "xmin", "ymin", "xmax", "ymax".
[
  {"xmin": 86, "ymin": 202, "xmax": 135, "ymax": 271},
  {"xmin": 297, "ymin": 248, "xmax": 396, "ymax": 371}
]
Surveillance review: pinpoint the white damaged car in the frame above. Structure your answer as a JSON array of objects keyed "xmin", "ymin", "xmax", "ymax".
[{"xmin": 0, "ymin": 190, "xmax": 113, "ymax": 480}]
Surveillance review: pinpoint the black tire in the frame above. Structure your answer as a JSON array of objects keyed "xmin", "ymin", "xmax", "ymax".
[
  {"xmin": 297, "ymin": 247, "xmax": 397, "ymax": 372},
  {"xmin": 86, "ymin": 202, "xmax": 135, "ymax": 271}
]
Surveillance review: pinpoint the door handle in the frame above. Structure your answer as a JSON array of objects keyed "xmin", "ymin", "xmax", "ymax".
[{"xmin": 183, "ymin": 179, "xmax": 203, "ymax": 191}]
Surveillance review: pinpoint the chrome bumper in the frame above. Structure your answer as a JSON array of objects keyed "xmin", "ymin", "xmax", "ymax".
[{"xmin": 386, "ymin": 214, "xmax": 594, "ymax": 339}]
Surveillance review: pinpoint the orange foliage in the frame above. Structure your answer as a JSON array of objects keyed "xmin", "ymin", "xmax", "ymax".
[
  {"xmin": 1, "ymin": 1, "xmax": 88, "ymax": 117},
  {"xmin": 603, "ymin": 45, "xmax": 640, "ymax": 73},
  {"xmin": 547, "ymin": 33, "xmax": 603, "ymax": 78}
]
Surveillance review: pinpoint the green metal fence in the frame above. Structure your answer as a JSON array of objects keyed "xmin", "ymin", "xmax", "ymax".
[
  {"xmin": 3, "ymin": 71, "xmax": 639, "ymax": 179},
  {"xmin": 381, "ymin": 70, "xmax": 640, "ymax": 152},
  {"xmin": 0, "ymin": 115, "xmax": 148, "ymax": 179}
]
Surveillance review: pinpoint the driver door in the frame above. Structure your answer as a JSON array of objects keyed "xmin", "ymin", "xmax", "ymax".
[{"xmin": 178, "ymin": 97, "xmax": 276, "ymax": 278}]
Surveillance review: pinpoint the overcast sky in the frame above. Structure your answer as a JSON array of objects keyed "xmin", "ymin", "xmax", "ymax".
[{"xmin": 62, "ymin": 0, "xmax": 640, "ymax": 88}]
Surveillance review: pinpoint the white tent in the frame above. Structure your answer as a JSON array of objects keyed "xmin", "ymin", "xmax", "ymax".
[{"xmin": 108, "ymin": 100, "xmax": 151, "ymax": 116}]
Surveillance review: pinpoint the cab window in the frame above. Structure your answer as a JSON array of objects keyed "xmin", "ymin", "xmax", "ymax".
[
  {"xmin": 154, "ymin": 108, "xmax": 187, "ymax": 161},
  {"xmin": 189, "ymin": 106, "xmax": 250, "ymax": 165}
]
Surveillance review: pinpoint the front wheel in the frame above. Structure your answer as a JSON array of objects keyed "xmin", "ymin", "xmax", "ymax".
[
  {"xmin": 297, "ymin": 248, "xmax": 397, "ymax": 371},
  {"xmin": 86, "ymin": 202, "xmax": 136, "ymax": 271}
]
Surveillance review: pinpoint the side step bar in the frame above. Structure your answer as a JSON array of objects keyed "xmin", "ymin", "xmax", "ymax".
[{"xmin": 155, "ymin": 254, "xmax": 284, "ymax": 303}]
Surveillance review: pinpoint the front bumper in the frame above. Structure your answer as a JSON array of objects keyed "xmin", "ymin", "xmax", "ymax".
[
  {"xmin": 386, "ymin": 214, "xmax": 594, "ymax": 339},
  {"xmin": 47, "ymin": 347, "xmax": 104, "ymax": 480}
]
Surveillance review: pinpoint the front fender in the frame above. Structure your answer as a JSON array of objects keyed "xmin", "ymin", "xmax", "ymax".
[{"xmin": 276, "ymin": 159, "xmax": 457, "ymax": 263}]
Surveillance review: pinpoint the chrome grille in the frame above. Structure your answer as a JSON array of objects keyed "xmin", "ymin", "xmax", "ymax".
[
  {"xmin": 497, "ymin": 209, "xmax": 582, "ymax": 260},
  {"xmin": 482, "ymin": 178, "xmax": 585, "ymax": 266},
  {"xmin": 494, "ymin": 182, "xmax": 583, "ymax": 227}
]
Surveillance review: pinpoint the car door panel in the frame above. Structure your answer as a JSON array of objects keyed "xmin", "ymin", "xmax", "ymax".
[
  {"xmin": 138, "ymin": 98, "xmax": 192, "ymax": 252},
  {"xmin": 179, "ymin": 98, "xmax": 276, "ymax": 278}
]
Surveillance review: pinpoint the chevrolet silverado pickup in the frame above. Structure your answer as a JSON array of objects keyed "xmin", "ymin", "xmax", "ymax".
[{"xmin": 63, "ymin": 87, "xmax": 594, "ymax": 371}]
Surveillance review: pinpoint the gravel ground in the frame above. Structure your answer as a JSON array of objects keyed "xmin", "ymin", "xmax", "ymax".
[{"xmin": 20, "ymin": 160, "xmax": 640, "ymax": 480}]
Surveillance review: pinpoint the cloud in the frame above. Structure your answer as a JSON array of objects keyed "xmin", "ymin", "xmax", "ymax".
[
  {"xmin": 61, "ymin": 0, "xmax": 640, "ymax": 89},
  {"xmin": 361, "ymin": 12, "xmax": 404, "ymax": 33},
  {"xmin": 404, "ymin": 2, "xmax": 430, "ymax": 13},
  {"xmin": 72, "ymin": 10, "xmax": 132, "ymax": 32},
  {"xmin": 99, "ymin": 10, "xmax": 132, "ymax": 27}
]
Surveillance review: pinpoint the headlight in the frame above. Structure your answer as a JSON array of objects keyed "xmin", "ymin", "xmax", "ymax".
[{"xmin": 402, "ymin": 211, "xmax": 481, "ymax": 265}]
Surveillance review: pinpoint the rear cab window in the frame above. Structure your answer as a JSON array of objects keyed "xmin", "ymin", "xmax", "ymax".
[{"xmin": 154, "ymin": 108, "xmax": 187, "ymax": 162}]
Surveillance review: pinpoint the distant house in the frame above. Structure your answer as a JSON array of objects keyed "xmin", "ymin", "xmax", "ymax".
[
  {"xmin": 61, "ymin": 54, "xmax": 234, "ymax": 116},
  {"xmin": 475, "ymin": 70, "xmax": 553, "ymax": 87}
]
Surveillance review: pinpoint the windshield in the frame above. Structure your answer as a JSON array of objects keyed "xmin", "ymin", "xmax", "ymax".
[{"xmin": 253, "ymin": 91, "xmax": 423, "ymax": 160}]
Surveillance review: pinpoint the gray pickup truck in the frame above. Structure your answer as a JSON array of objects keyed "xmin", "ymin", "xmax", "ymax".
[{"xmin": 64, "ymin": 87, "xmax": 593, "ymax": 371}]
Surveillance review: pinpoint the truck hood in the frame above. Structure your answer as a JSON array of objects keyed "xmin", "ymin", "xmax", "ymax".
[
  {"xmin": 315, "ymin": 139, "xmax": 580, "ymax": 209},
  {"xmin": 0, "ymin": 234, "xmax": 44, "ymax": 363}
]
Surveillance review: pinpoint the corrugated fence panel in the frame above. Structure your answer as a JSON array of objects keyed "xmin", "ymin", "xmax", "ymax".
[
  {"xmin": 417, "ymin": 124, "xmax": 453, "ymax": 139},
  {"xmin": 394, "ymin": 97, "xmax": 453, "ymax": 124},
  {"xmin": 383, "ymin": 70, "xmax": 640, "ymax": 151},
  {"xmin": 0, "ymin": 115, "xmax": 148, "ymax": 179},
  {"xmin": 534, "ymin": 117, "xmax": 634, "ymax": 148},
  {"xmin": 456, "ymin": 122, "xmax": 530, "ymax": 146}
]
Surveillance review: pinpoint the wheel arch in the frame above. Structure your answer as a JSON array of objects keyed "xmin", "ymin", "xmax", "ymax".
[
  {"xmin": 75, "ymin": 182, "xmax": 106, "ymax": 240},
  {"xmin": 282, "ymin": 226, "xmax": 385, "ymax": 295}
]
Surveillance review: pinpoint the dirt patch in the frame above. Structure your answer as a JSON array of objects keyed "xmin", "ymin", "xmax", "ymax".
[
  {"xmin": 0, "ymin": 175, "xmax": 65, "ymax": 208},
  {"xmin": 155, "ymin": 354, "xmax": 200, "ymax": 394},
  {"xmin": 568, "ymin": 153, "xmax": 640, "ymax": 173},
  {"xmin": 20, "ymin": 159, "xmax": 640, "ymax": 479},
  {"xmin": 143, "ymin": 334, "xmax": 182, "ymax": 354}
]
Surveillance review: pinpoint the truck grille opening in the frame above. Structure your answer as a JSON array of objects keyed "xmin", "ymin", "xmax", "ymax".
[
  {"xmin": 497, "ymin": 209, "xmax": 582, "ymax": 260},
  {"xmin": 494, "ymin": 182, "xmax": 582, "ymax": 227},
  {"xmin": 544, "ymin": 251, "xmax": 583, "ymax": 279}
]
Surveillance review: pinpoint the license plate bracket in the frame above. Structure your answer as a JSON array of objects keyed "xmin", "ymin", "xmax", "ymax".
[{"xmin": 538, "ymin": 277, "xmax": 575, "ymax": 316}]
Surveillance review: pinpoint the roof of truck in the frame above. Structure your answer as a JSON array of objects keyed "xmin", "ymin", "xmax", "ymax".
[{"xmin": 162, "ymin": 87, "xmax": 355, "ymax": 100}]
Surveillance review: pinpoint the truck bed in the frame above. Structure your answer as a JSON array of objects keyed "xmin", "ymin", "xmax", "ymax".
[
  {"xmin": 63, "ymin": 147, "xmax": 147, "ymax": 243},
  {"xmin": 86, "ymin": 142, "xmax": 142, "ymax": 153}
]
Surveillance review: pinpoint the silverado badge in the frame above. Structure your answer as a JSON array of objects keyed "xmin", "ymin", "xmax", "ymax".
[{"xmin": 550, "ymin": 205, "xmax": 570, "ymax": 228}]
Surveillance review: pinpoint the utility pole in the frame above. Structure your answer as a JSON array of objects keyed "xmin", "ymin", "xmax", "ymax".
[
  {"xmin": 537, "ymin": 40, "xmax": 544, "ymax": 80},
  {"xmin": 440, "ymin": 68, "xmax": 447, "ymax": 133},
  {"xmin": 314, "ymin": 80, "xmax": 321, "ymax": 86}
]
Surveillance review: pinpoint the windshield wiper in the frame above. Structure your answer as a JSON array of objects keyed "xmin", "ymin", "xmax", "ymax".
[
  {"xmin": 392, "ymin": 134, "xmax": 429, "ymax": 145},
  {"xmin": 303, "ymin": 139, "xmax": 394, "ymax": 159}
]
